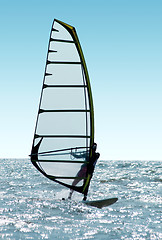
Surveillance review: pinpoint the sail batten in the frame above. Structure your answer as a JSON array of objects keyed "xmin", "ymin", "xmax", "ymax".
[
  {"xmin": 32, "ymin": 160, "xmax": 87, "ymax": 163},
  {"xmin": 55, "ymin": 177, "xmax": 86, "ymax": 179},
  {"xmin": 52, "ymin": 28, "xmax": 59, "ymax": 32},
  {"xmin": 39, "ymin": 109, "xmax": 90, "ymax": 113},
  {"xmin": 47, "ymin": 60, "xmax": 81, "ymax": 65},
  {"xmin": 50, "ymin": 38, "xmax": 75, "ymax": 43},
  {"xmin": 35, "ymin": 135, "xmax": 91, "ymax": 138},
  {"xmin": 48, "ymin": 176, "xmax": 86, "ymax": 180},
  {"xmin": 31, "ymin": 19, "xmax": 94, "ymax": 197},
  {"xmin": 43, "ymin": 84, "xmax": 87, "ymax": 88}
]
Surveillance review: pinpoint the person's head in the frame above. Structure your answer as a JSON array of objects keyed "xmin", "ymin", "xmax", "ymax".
[
  {"xmin": 96, "ymin": 153, "xmax": 100, "ymax": 159},
  {"xmin": 92, "ymin": 143, "xmax": 97, "ymax": 151}
]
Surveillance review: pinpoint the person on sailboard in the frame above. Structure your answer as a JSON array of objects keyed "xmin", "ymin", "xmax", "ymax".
[{"xmin": 68, "ymin": 143, "xmax": 100, "ymax": 199}]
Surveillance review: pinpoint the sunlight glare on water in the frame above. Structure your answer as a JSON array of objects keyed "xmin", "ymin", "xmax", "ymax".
[{"xmin": 0, "ymin": 159, "xmax": 161, "ymax": 239}]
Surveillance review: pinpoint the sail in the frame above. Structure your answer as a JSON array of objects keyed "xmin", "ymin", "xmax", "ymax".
[{"xmin": 31, "ymin": 19, "xmax": 94, "ymax": 195}]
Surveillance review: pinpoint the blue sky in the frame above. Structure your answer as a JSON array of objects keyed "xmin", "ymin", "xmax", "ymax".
[{"xmin": 0, "ymin": 0, "xmax": 161, "ymax": 160}]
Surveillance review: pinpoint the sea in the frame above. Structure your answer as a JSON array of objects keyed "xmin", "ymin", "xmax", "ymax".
[{"xmin": 0, "ymin": 159, "xmax": 161, "ymax": 240}]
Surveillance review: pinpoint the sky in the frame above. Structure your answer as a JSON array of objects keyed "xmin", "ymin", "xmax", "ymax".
[{"xmin": 0, "ymin": 0, "xmax": 161, "ymax": 160}]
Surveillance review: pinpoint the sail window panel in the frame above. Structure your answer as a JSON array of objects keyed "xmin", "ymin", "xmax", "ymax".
[
  {"xmin": 38, "ymin": 153, "xmax": 75, "ymax": 161},
  {"xmin": 37, "ymin": 138, "xmax": 90, "ymax": 154},
  {"xmin": 40, "ymin": 162, "xmax": 82, "ymax": 176},
  {"xmin": 40, "ymin": 88, "xmax": 88, "ymax": 110},
  {"xmin": 36, "ymin": 112, "xmax": 90, "ymax": 136},
  {"xmin": 39, "ymin": 161, "xmax": 85, "ymax": 185},
  {"xmin": 34, "ymin": 137, "xmax": 42, "ymax": 146},
  {"xmin": 51, "ymin": 22, "xmax": 73, "ymax": 41},
  {"xmin": 38, "ymin": 154, "xmax": 71, "ymax": 161},
  {"xmin": 38, "ymin": 147, "xmax": 89, "ymax": 161},
  {"xmin": 49, "ymin": 42, "xmax": 80, "ymax": 62},
  {"xmin": 45, "ymin": 65, "xmax": 83, "ymax": 85}
]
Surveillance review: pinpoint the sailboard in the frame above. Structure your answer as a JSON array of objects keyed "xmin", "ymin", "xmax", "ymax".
[
  {"xmin": 30, "ymin": 19, "xmax": 94, "ymax": 199},
  {"xmin": 83, "ymin": 198, "xmax": 118, "ymax": 209}
]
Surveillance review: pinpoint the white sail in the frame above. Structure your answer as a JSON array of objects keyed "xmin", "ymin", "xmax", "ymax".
[{"xmin": 31, "ymin": 19, "xmax": 94, "ymax": 195}]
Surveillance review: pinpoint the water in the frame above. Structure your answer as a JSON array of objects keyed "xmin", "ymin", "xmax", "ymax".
[{"xmin": 0, "ymin": 159, "xmax": 161, "ymax": 239}]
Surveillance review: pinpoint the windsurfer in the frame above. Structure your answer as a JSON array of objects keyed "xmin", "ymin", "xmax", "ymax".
[{"xmin": 68, "ymin": 143, "xmax": 100, "ymax": 199}]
